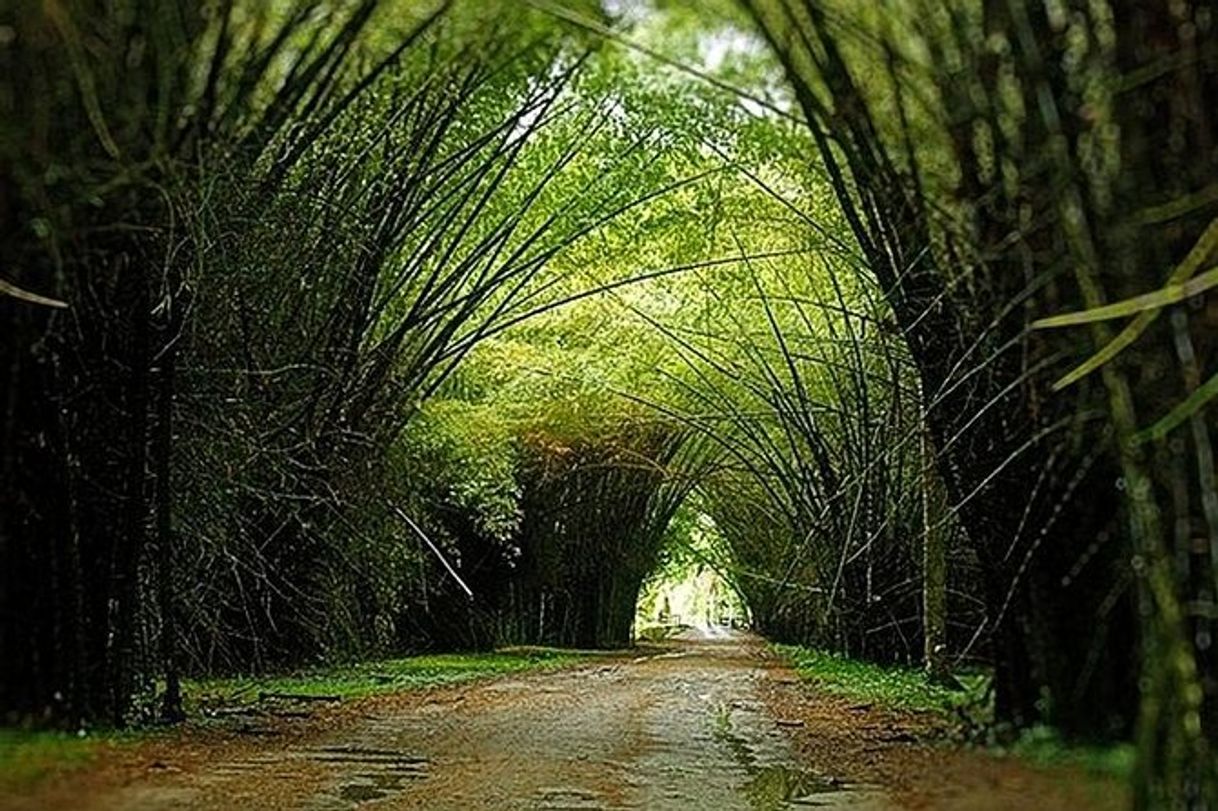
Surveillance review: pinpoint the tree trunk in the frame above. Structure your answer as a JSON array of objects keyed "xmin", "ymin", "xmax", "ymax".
[
  {"xmin": 921, "ymin": 417, "xmax": 950, "ymax": 684},
  {"xmin": 154, "ymin": 288, "xmax": 185, "ymax": 724}
]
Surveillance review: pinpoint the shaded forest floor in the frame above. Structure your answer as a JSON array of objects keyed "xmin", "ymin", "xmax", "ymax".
[{"xmin": 0, "ymin": 633, "xmax": 1126, "ymax": 810}]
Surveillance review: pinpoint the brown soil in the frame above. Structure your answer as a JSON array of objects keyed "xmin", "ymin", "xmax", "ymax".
[
  {"xmin": 1, "ymin": 632, "xmax": 1126, "ymax": 810},
  {"xmin": 753, "ymin": 650, "xmax": 1127, "ymax": 810}
]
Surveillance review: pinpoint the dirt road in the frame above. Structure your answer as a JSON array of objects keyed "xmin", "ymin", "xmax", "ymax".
[{"xmin": 7, "ymin": 631, "xmax": 1123, "ymax": 810}]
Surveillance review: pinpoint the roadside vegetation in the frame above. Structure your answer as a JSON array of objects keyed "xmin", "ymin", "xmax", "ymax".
[
  {"xmin": 0, "ymin": 731, "xmax": 111, "ymax": 794},
  {"xmin": 778, "ymin": 643, "xmax": 1135, "ymax": 782},
  {"xmin": 775, "ymin": 645, "xmax": 981, "ymax": 716},
  {"xmin": 186, "ymin": 649, "xmax": 585, "ymax": 708}
]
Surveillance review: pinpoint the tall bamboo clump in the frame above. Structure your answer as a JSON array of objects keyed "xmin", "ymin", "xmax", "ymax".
[
  {"xmin": 493, "ymin": 422, "xmax": 685, "ymax": 648},
  {"xmin": 745, "ymin": 0, "xmax": 1217, "ymax": 803},
  {"xmin": 0, "ymin": 0, "xmax": 615, "ymax": 725},
  {"xmin": 0, "ymin": 0, "xmax": 436, "ymax": 727},
  {"xmin": 644, "ymin": 241, "xmax": 951, "ymax": 663},
  {"xmin": 171, "ymin": 21, "xmax": 614, "ymax": 674}
]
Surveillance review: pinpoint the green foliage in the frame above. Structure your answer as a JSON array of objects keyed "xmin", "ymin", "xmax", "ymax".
[
  {"xmin": 395, "ymin": 402, "xmax": 523, "ymax": 545},
  {"xmin": 1000, "ymin": 726, "xmax": 1136, "ymax": 780},
  {"xmin": 636, "ymin": 500, "xmax": 747, "ymax": 631},
  {"xmin": 407, "ymin": 0, "xmax": 933, "ymax": 664},
  {"xmin": 186, "ymin": 649, "xmax": 582, "ymax": 708},
  {"xmin": 774, "ymin": 644, "xmax": 975, "ymax": 715},
  {"xmin": 0, "ymin": 730, "xmax": 112, "ymax": 791}
]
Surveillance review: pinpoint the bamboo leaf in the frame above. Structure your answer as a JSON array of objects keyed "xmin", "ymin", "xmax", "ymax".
[
  {"xmin": 1032, "ymin": 263, "xmax": 1218, "ymax": 328},
  {"xmin": 1041, "ymin": 216, "xmax": 1218, "ymax": 390},
  {"xmin": 1136, "ymin": 370, "xmax": 1218, "ymax": 445},
  {"xmin": 0, "ymin": 278, "xmax": 68, "ymax": 308},
  {"xmin": 1047, "ymin": 310, "xmax": 1153, "ymax": 390}
]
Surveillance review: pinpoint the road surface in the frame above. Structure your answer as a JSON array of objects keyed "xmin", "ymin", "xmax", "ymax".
[
  {"xmin": 8, "ymin": 630, "xmax": 1123, "ymax": 811},
  {"xmin": 58, "ymin": 631, "xmax": 888, "ymax": 810}
]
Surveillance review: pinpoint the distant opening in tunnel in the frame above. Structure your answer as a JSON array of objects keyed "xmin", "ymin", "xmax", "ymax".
[{"xmin": 634, "ymin": 498, "xmax": 750, "ymax": 642}]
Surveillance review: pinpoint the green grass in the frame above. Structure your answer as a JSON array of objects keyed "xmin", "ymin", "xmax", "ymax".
[
  {"xmin": 187, "ymin": 648, "xmax": 584, "ymax": 710},
  {"xmin": 1000, "ymin": 724, "xmax": 1136, "ymax": 778},
  {"xmin": 775, "ymin": 644, "xmax": 1133, "ymax": 780},
  {"xmin": 0, "ymin": 729, "xmax": 122, "ymax": 791},
  {"xmin": 773, "ymin": 644, "xmax": 981, "ymax": 714}
]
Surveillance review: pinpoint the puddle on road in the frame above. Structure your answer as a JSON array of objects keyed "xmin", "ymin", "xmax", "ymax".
[
  {"xmin": 711, "ymin": 703, "xmax": 865, "ymax": 810},
  {"xmin": 320, "ymin": 745, "xmax": 429, "ymax": 804},
  {"xmin": 530, "ymin": 785, "xmax": 608, "ymax": 810},
  {"xmin": 338, "ymin": 774, "xmax": 407, "ymax": 803},
  {"xmin": 744, "ymin": 765, "xmax": 849, "ymax": 809},
  {"xmin": 204, "ymin": 744, "xmax": 430, "ymax": 809}
]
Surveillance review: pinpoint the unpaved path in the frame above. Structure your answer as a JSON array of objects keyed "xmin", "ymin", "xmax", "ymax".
[{"xmin": 4, "ymin": 632, "xmax": 1124, "ymax": 810}]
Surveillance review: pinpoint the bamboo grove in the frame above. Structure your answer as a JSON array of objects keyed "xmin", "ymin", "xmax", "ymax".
[{"xmin": 2, "ymin": 0, "xmax": 1216, "ymax": 807}]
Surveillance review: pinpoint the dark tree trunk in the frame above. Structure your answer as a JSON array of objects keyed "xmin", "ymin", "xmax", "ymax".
[{"xmin": 154, "ymin": 287, "xmax": 186, "ymax": 723}]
